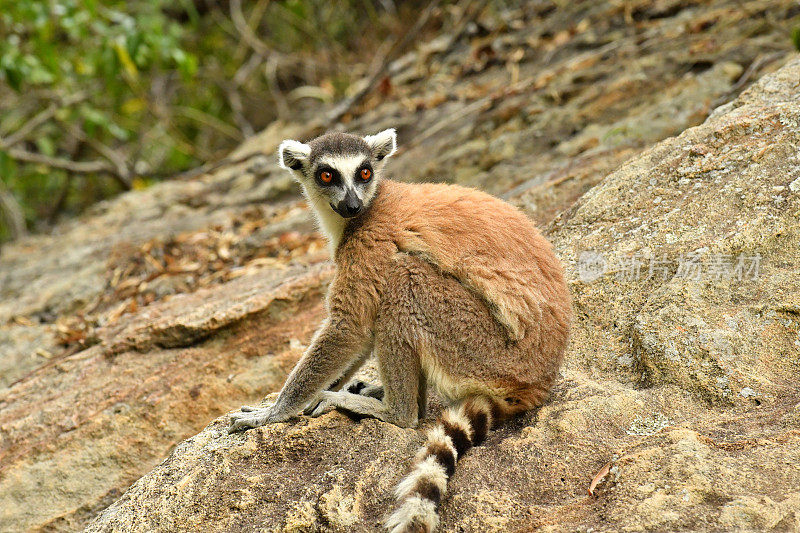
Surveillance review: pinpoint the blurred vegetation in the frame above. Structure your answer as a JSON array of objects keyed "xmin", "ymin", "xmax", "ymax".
[{"xmin": 0, "ymin": 0, "xmax": 430, "ymax": 242}]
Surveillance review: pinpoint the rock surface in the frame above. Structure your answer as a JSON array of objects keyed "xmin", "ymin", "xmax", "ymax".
[
  {"xmin": 2, "ymin": 2, "xmax": 800, "ymax": 532},
  {"xmin": 84, "ymin": 57, "xmax": 800, "ymax": 533}
]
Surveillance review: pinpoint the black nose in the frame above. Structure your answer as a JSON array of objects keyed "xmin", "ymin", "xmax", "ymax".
[{"xmin": 337, "ymin": 190, "xmax": 363, "ymax": 218}]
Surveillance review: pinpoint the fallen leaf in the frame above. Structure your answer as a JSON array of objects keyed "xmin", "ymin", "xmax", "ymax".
[{"xmin": 588, "ymin": 461, "xmax": 612, "ymax": 496}]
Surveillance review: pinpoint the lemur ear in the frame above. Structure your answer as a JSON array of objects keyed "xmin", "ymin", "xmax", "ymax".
[
  {"xmin": 364, "ymin": 128, "xmax": 397, "ymax": 161},
  {"xmin": 278, "ymin": 140, "xmax": 311, "ymax": 172}
]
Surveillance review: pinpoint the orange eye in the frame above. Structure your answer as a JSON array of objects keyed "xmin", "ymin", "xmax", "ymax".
[
  {"xmin": 320, "ymin": 171, "xmax": 333, "ymax": 183},
  {"xmin": 360, "ymin": 168, "xmax": 372, "ymax": 181}
]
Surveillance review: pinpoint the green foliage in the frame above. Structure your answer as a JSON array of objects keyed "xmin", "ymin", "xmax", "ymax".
[
  {"xmin": 0, "ymin": 0, "xmax": 201, "ymax": 239},
  {"xmin": 0, "ymin": 0, "xmax": 422, "ymax": 242},
  {"xmin": 792, "ymin": 26, "xmax": 800, "ymax": 51}
]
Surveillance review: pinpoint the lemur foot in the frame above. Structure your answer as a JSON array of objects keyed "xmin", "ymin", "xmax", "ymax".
[
  {"xmin": 305, "ymin": 390, "xmax": 394, "ymax": 423},
  {"xmin": 228, "ymin": 406, "xmax": 288, "ymax": 433},
  {"xmin": 307, "ymin": 390, "xmax": 367, "ymax": 418},
  {"xmin": 304, "ymin": 390, "xmax": 337, "ymax": 417},
  {"xmin": 306, "ymin": 391, "xmax": 339, "ymax": 418},
  {"xmin": 305, "ymin": 380, "xmax": 384, "ymax": 417}
]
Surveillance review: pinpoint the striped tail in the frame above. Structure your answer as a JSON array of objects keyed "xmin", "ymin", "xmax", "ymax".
[{"xmin": 385, "ymin": 396, "xmax": 501, "ymax": 533}]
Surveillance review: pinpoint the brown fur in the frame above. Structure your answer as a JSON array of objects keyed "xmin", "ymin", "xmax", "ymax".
[
  {"xmin": 329, "ymin": 179, "xmax": 571, "ymax": 533},
  {"xmin": 330, "ymin": 179, "xmax": 572, "ymax": 420}
]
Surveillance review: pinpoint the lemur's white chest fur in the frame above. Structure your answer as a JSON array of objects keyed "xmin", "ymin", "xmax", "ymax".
[{"xmin": 305, "ymin": 192, "xmax": 347, "ymax": 254}]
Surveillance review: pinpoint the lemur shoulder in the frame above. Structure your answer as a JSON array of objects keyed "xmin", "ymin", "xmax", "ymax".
[{"xmin": 229, "ymin": 128, "xmax": 572, "ymax": 533}]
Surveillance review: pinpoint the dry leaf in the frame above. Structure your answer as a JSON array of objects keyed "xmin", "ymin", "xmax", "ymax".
[{"xmin": 588, "ymin": 461, "xmax": 612, "ymax": 496}]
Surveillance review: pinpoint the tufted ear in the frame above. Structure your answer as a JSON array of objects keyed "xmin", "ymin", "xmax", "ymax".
[
  {"xmin": 278, "ymin": 139, "xmax": 311, "ymax": 172},
  {"xmin": 364, "ymin": 128, "xmax": 397, "ymax": 161}
]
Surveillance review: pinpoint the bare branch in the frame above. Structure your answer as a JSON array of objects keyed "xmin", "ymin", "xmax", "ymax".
[
  {"xmin": 225, "ymin": 52, "xmax": 264, "ymax": 136},
  {"xmin": 5, "ymin": 147, "xmax": 114, "ymax": 173},
  {"xmin": 0, "ymin": 93, "xmax": 133, "ymax": 191},
  {"xmin": 230, "ymin": 0, "xmax": 273, "ymax": 59},
  {"xmin": 0, "ymin": 180, "xmax": 27, "ymax": 240},
  {"xmin": 326, "ymin": 0, "xmax": 442, "ymax": 124},
  {"xmin": 46, "ymin": 174, "xmax": 72, "ymax": 226},
  {"xmin": 175, "ymin": 106, "xmax": 244, "ymax": 142},
  {"xmin": 711, "ymin": 51, "xmax": 785, "ymax": 109},
  {"xmin": 0, "ymin": 92, "xmax": 87, "ymax": 149},
  {"xmin": 2, "ymin": 146, "xmax": 132, "ymax": 190},
  {"xmin": 61, "ymin": 122, "xmax": 133, "ymax": 186},
  {"xmin": 225, "ymin": 87, "xmax": 255, "ymax": 138},
  {"xmin": 264, "ymin": 55, "xmax": 291, "ymax": 122}
]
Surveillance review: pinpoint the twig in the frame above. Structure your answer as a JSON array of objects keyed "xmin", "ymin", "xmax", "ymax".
[
  {"xmin": 230, "ymin": 0, "xmax": 274, "ymax": 59},
  {"xmin": 229, "ymin": 0, "xmax": 295, "ymax": 124},
  {"xmin": 3, "ymin": 146, "xmax": 127, "ymax": 181},
  {"xmin": 46, "ymin": 174, "xmax": 72, "ymax": 226},
  {"xmin": 326, "ymin": 0, "xmax": 442, "ymax": 123},
  {"xmin": 62, "ymin": 122, "xmax": 133, "ymax": 187},
  {"xmin": 0, "ymin": 180, "xmax": 27, "ymax": 239},
  {"xmin": 0, "ymin": 92, "xmax": 87, "ymax": 149},
  {"xmin": 175, "ymin": 106, "xmax": 244, "ymax": 142},
  {"xmin": 264, "ymin": 54, "xmax": 291, "ymax": 122},
  {"xmin": 710, "ymin": 51, "xmax": 785, "ymax": 109},
  {"xmin": 226, "ymin": 86, "xmax": 255, "ymax": 137},
  {"xmin": 0, "ymin": 95, "xmax": 133, "ymax": 190}
]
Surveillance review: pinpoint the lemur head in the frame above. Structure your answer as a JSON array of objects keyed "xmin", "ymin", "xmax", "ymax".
[{"xmin": 278, "ymin": 129, "xmax": 397, "ymax": 218}]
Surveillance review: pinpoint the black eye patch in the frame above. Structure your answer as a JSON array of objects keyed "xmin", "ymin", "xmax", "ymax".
[
  {"xmin": 354, "ymin": 164, "xmax": 373, "ymax": 185},
  {"xmin": 315, "ymin": 165, "xmax": 341, "ymax": 186}
]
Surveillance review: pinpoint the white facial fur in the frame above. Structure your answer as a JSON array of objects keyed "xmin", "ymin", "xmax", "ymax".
[
  {"xmin": 302, "ymin": 183, "xmax": 348, "ymax": 255},
  {"xmin": 317, "ymin": 154, "xmax": 371, "ymax": 204},
  {"xmin": 278, "ymin": 129, "xmax": 397, "ymax": 254}
]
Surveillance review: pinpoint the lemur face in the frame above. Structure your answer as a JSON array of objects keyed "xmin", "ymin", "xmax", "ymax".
[{"xmin": 279, "ymin": 129, "xmax": 397, "ymax": 219}]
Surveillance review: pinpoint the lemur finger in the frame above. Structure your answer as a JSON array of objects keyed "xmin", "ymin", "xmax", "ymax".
[
  {"xmin": 303, "ymin": 400, "xmax": 323, "ymax": 416},
  {"xmin": 239, "ymin": 405, "xmax": 260, "ymax": 412},
  {"xmin": 309, "ymin": 401, "xmax": 335, "ymax": 418}
]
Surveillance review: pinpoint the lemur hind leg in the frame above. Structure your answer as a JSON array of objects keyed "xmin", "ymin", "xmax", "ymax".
[
  {"xmin": 325, "ymin": 353, "xmax": 369, "ymax": 392},
  {"xmin": 306, "ymin": 353, "xmax": 387, "ymax": 417}
]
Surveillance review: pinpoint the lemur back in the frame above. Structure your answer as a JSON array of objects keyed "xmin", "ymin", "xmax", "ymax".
[{"xmin": 228, "ymin": 129, "xmax": 573, "ymax": 533}]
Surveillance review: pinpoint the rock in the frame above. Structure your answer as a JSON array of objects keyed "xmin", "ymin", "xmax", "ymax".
[
  {"xmin": 87, "ymin": 58, "xmax": 800, "ymax": 532},
  {"xmin": 2, "ymin": 2, "xmax": 800, "ymax": 532},
  {"xmin": 551, "ymin": 55, "xmax": 800, "ymax": 404},
  {"xmin": 0, "ymin": 266, "xmax": 331, "ymax": 532},
  {"xmin": 0, "ymin": 323, "xmax": 52, "ymax": 388},
  {"xmin": 85, "ymin": 410, "xmax": 417, "ymax": 532}
]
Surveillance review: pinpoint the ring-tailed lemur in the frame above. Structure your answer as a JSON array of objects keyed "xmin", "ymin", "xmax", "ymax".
[{"xmin": 229, "ymin": 129, "xmax": 572, "ymax": 533}]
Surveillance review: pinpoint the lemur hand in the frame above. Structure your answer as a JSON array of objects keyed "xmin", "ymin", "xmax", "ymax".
[{"xmin": 228, "ymin": 404, "xmax": 289, "ymax": 433}]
